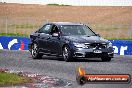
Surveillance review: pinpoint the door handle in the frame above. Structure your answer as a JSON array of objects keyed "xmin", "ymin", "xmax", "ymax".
[
  {"xmin": 42, "ymin": 37, "xmax": 45, "ymax": 39},
  {"xmin": 37, "ymin": 34, "xmax": 40, "ymax": 38},
  {"xmin": 47, "ymin": 37, "xmax": 50, "ymax": 40}
]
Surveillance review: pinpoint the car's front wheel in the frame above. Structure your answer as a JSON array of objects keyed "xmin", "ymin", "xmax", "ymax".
[
  {"xmin": 31, "ymin": 43, "xmax": 43, "ymax": 59},
  {"xmin": 101, "ymin": 57, "xmax": 111, "ymax": 62},
  {"xmin": 62, "ymin": 45, "xmax": 73, "ymax": 62}
]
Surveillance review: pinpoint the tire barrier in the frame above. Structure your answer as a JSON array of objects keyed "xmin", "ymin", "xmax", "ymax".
[{"xmin": 0, "ymin": 36, "xmax": 132, "ymax": 55}]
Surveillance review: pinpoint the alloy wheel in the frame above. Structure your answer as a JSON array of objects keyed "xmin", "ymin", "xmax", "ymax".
[{"xmin": 31, "ymin": 43, "xmax": 38, "ymax": 57}]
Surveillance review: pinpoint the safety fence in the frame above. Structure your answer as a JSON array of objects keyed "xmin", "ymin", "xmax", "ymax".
[{"xmin": 0, "ymin": 36, "xmax": 132, "ymax": 55}]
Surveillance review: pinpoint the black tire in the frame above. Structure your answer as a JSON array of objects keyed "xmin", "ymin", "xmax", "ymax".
[
  {"xmin": 31, "ymin": 43, "xmax": 43, "ymax": 59},
  {"xmin": 101, "ymin": 57, "xmax": 111, "ymax": 62},
  {"xmin": 62, "ymin": 45, "xmax": 73, "ymax": 62}
]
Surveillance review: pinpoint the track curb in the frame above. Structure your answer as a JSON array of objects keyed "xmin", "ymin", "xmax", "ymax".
[{"xmin": 0, "ymin": 68, "xmax": 72, "ymax": 88}]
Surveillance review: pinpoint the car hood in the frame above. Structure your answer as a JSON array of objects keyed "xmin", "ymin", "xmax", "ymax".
[{"xmin": 63, "ymin": 35, "xmax": 109, "ymax": 43}]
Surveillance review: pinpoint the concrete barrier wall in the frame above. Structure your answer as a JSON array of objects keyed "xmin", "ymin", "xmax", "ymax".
[{"xmin": 0, "ymin": 36, "xmax": 132, "ymax": 55}]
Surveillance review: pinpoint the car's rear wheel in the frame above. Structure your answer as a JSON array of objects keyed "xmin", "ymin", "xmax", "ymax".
[
  {"xmin": 31, "ymin": 43, "xmax": 43, "ymax": 59},
  {"xmin": 101, "ymin": 57, "xmax": 111, "ymax": 62},
  {"xmin": 62, "ymin": 45, "xmax": 73, "ymax": 62}
]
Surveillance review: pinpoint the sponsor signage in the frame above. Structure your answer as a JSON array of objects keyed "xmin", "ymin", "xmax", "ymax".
[
  {"xmin": 110, "ymin": 40, "xmax": 132, "ymax": 55},
  {"xmin": 0, "ymin": 36, "xmax": 132, "ymax": 55},
  {"xmin": 0, "ymin": 36, "xmax": 29, "ymax": 50},
  {"xmin": 76, "ymin": 67, "xmax": 131, "ymax": 85}
]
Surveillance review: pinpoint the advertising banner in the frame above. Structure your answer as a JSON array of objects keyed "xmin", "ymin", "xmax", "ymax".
[
  {"xmin": 0, "ymin": 36, "xmax": 29, "ymax": 50},
  {"xmin": 0, "ymin": 36, "xmax": 132, "ymax": 55},
  {"xmin": 110, "ymin": 40, "xmax": 132, "ymax": 55}
]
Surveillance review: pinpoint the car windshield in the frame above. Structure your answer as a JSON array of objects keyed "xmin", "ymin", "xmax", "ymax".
[{"xmin": 60, "ymin": 25, "xmax": 96, "ymax": 36}]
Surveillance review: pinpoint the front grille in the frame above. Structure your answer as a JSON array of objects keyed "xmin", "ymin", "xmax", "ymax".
[
  {"xmin": 85, "ymin": 43, "xmax": 107, "ymax": 49},
  {"xmin": 85, "ymin": 52, "xmax": 108, "ymax": 58}
]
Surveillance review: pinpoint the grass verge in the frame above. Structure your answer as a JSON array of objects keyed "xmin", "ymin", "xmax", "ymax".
[
  {"xmin": 0, "ymin": 33, "xmax": 132, "ymax": 40},
  {"xmin": 47, "ymin": 3, "xmax": 71, "ymax": 6},
  {"xmin": 0, "ymin": 72, "xmax": 32, "ymax": 87},
  {"xmin": 0, "ymin": 33, "xmax": 28, "ymax": 37},
  {"xmin": 106, "ymin": 37, "xmax": 132, "ymax": 40}
]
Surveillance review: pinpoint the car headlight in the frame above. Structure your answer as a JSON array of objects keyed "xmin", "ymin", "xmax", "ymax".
[
  {"xmin": 73, "ymin": 43, "xmax": 87, "ymax": 48},
  {"xmin": 107, "ymin": 42, "xmax": 112, "ymax": 48}
]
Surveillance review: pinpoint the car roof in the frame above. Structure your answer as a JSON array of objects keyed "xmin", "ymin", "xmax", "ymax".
[{"xmin": 49, "ymin": 22, "xmax": 83, "ymax": 26}]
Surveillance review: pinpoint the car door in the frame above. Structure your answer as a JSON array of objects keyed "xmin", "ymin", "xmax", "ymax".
[
  {"xmin": 46, "ymin": 25, "xmax": 62, "ymax": 54},
  {"xmin": 37, "ymin": 24, "xmax": 52, "ymax": 53}
]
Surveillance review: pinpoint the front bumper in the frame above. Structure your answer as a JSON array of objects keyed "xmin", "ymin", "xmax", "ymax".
[{"xmin": 73, "ymin": 48, "xmax": 114, "ymax": 58}]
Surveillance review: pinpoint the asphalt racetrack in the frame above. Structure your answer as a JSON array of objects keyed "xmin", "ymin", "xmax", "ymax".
[{"xmin": 0, "ymin": 50, "xmax": 132, "ymax": 88}]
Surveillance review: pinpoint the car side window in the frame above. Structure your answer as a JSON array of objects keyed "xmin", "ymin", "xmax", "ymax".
[
  {"xmin": 38, "ymin": 24, "xmax": 52, "ymax": 34},
  {"xmin": 50, "ymin": 25, "xmax": 59, "ymax": 35}
]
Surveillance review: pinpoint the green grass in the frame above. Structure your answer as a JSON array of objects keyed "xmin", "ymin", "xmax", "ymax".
[
  {"xmin": 0, "ymin": 33, "xmax": 28, "ymax": 37},
  {"xmin": 47, "ymin": 3, "xmax": 71, "ymax": 6},
  {"xmin": 106, "ymin": 37, "xmax": 132, "ymax": 40},
  {"xmin": 0, "ymin": 72, "xmax": 32, "ymax": 87},
  {"xmin": 0, "ymin": 33, "xmax": 132, "ymax": 40},
  {"xmin": 9, "ymin": 24, "xmax": 39, "ymax": 29},
  {"xmin": 0, "ymin": 50, "xmax": 3, "ymax": 53},
  {"xmin": 0, "ymin": 24, "xmax": 39, "ymax": 29}
]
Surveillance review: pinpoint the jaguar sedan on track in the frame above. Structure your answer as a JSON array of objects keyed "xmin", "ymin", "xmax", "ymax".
[{"xmin": 28, "ymin": 22, "xmax": 114, "ymax": 62}]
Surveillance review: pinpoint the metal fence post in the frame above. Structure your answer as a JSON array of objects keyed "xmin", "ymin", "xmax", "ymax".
[
  {"xmin": 129, "ymin": 25, "xmax": 132, "ymax": 38},
  {"xmin": 5, "ymin": 16, "xmax": 8, "ymax": 35}
]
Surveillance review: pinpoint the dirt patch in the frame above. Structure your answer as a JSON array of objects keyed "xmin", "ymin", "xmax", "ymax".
[
  {"xmin": 0, "ymin": 3, "xmax": 132, "ymax": 38},
  {"xmin": 0, "ymin": 3, "xmax": 132, "ymax": 24}
]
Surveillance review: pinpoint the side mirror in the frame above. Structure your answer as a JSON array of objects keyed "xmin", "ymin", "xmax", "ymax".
[
  {"xmin": 35, "ymin": 30, "xmax": 38, "ymax": 33},
  {"xmin": 96, "ymin": 33, "xmax": 100, "ymax": 37},
  {"xmin": 52, "ymin": 33, "xmax": 59, "ymax": 37}
]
